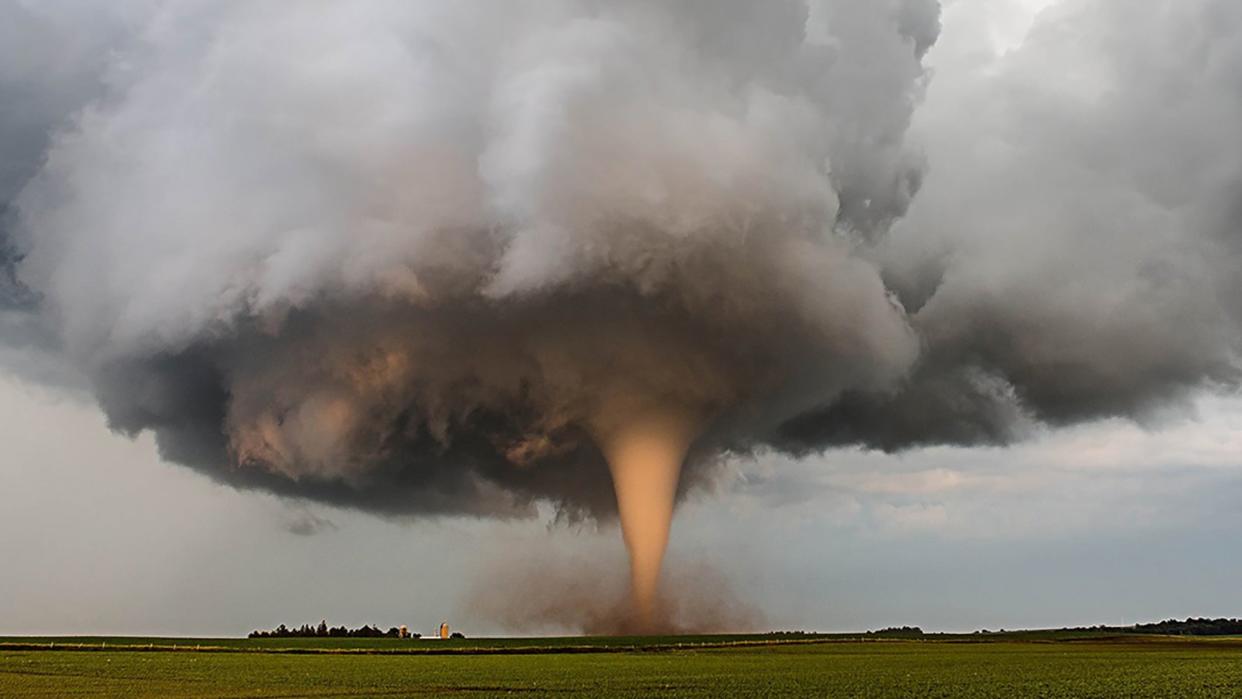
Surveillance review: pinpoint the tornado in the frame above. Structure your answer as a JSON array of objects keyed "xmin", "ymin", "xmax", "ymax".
[{"xmin": 593, "ymin": 403, "xmax": 702, "ymax": 630}]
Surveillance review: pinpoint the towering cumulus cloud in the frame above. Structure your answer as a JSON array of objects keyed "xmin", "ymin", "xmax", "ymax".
[
  {"xmin": 2, "ymin": 0, "xmax": 1240, "ymax": 627},
  {"xmin": 789, "ymin": 0, "xmax": 1242, "ymax": 450}
]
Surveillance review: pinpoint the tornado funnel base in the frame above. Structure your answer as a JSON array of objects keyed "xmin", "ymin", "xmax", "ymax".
[{"xmin": 595, "ymin": 406, "xmax": 700, "ymax": 633}]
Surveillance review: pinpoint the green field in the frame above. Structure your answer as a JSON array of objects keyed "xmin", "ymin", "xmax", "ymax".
[{"xmin": 4, "ymin": 633, "xmax": 1242, "ymax": 697}]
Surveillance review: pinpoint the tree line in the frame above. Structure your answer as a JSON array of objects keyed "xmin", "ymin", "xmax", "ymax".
[
  {"xmin": 1118, "ymin": 618, "xmax": 1242, "ymax": 636},
  {"xmin": 1044, "ymin": 617, "xmax": 1242, "ymax": 636},
  {"xmin": 249, "ymin": 620, "xmax": 420, "ymax": 639}
]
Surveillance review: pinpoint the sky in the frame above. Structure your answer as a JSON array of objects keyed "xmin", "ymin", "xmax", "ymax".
[{"xmin": 2, "ymin": 0, "xmax": 1242, "ymax": 637}]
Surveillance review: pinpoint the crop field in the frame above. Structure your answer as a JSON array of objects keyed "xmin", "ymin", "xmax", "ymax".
[{"xmin": 3, "ymin": 633, "xmax": 1242, "ymax": 697}]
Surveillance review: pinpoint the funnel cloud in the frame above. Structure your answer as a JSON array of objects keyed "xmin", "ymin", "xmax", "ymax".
[{"xmin": 2, "ymin": 0, "xmax": 1242, "ymax": 624}]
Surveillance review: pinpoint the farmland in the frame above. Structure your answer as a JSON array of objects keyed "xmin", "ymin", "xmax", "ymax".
[{"xmin": 3, "ymin": 633, "xmax": 1242, "ymax": 697}]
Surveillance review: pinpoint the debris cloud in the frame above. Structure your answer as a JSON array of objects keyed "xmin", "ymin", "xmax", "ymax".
[{"xmin": 463, "ymin": 553, "xmax": 763, "ymax": 636}]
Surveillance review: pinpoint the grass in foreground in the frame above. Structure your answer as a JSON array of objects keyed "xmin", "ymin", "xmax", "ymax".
[{"xmin": 3, "ymin": 634, "xmax": 1242, "ymax": 697}]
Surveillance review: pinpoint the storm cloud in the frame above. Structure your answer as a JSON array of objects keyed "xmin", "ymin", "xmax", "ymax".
[
  {"xmin": 1, "ymin": 0, "xmax": 1239, "ymax": 521},
  {"xmin": 789, "ymin": 0, "xmax": 1242, "ymax": 451}
]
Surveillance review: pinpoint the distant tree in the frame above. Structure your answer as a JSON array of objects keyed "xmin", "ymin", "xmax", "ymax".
[
  {"xmin": 1132, "ymin": 618, "xmax": 1242, "ymax": 636},
  {"xmin": 865, "ymin": 626, "xmax": 923, "ymax": 638},
  {"xmin": 1038, "ymin": 617, "xmax": 1242, "ymax": 637},
  {"xmin": 250, "ymin": 621, "xmax": 423, "ymax": 639},
  {"xmin": 450, "ymin": 631, "xmax": 465, "ymax": 639}
]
